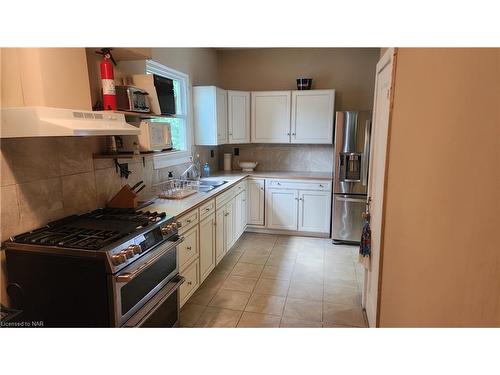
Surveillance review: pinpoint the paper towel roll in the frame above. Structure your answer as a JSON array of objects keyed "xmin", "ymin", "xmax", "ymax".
[{"xmin": 224, "ymin": 153, "xmax": 232, "ymax": 171}]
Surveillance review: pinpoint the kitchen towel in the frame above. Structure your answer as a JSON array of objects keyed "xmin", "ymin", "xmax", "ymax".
[{"xmin": 359, "ymin": 216, "xmax": 371, "ymax": 270}]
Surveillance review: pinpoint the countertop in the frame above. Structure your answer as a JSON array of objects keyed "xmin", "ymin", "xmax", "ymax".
[{"xmin": 145, "ymin": 170, "xmax": 333, "ymax": 218}]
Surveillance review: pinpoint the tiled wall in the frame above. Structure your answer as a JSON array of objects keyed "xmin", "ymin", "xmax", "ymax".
[
  {"xmin": 0, "ymin": 137, "xmax": 218, "ymax": 242},
  {"xmin": 218, "ymin": 144, "xmax": 334, "ymax": 173}
]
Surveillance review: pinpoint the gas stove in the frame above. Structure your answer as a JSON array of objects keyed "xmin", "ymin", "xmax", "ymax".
[
  {"xmin": 5, "ymin": 208, "xmax": 185, "ymax": 327},
  {"xmin": 7, "ymin": 208, "xmax": 181, "ymax": 273}
]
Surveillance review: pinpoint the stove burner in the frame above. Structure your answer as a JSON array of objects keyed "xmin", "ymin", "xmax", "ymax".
[{"xmin": 11, "ymin": 208, "xmax": 169, "ymax": 250}]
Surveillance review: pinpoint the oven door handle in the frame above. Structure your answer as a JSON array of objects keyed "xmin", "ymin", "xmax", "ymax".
[{"xmin": 116, "ymin": 236, "xmax": 184, "ymax": 283}]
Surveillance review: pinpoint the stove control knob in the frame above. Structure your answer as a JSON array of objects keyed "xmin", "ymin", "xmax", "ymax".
[
  {"xmin": 112, "ymin": 253, "xmax": 127, "ymax": 265},
  {"xmin": 123, "ymin": 249, "xmax": 135, "ymax": 259},
  {"xmin": 128, "ymin": 244, "xmax": 142, "ymax": 255},
  {"xmin": 161, "ymin": 225, "xmax": 172, "ymax": 235},
  {"xmin": 171, "ymin": 222, "xmax": 178, "ymax": 229}
]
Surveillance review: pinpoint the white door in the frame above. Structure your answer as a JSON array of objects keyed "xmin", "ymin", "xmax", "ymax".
[
  {"xmin": 364, "ymin": 48, "xmax": 396, "ymax": 327},
  {"xmin": 225, "ymin": 198, "xmax": 235, "ymax": 250},
  {"xmin": 266, "ymin": 188, "xmax": 298, "ymax": 231},
  {"xmin": 251, "ymin": 91, "xmax": 291, "ymax": 143},
  {"xmin": 291, "ymin": 90, "xmax": 335, "ymax": 144},
  {"xmin": 215, "ymin": 208, "xmax": 225, "ymax": 264},
  {"xmin": 216, "ymin": 87, "xmax": 227, "ymax": 144},
  {"xmin": 228, "ymin": 90, "xmax": 250, "ymax": 143},
  {"xmin": 247, "ymin": 178, "xmax": 265, "ymax": 225},
  {"xmin": 199, "ymin": 213, "xmax": 216, "ymax": 282},
  {"xmin": 298, "ymin": 190, "xmax": 332, "ymax": 233}
]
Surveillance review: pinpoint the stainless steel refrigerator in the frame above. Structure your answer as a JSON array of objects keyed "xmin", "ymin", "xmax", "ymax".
[{"xmin": 332, "ymin": 111, "xmax": 372, "ymax": 244}]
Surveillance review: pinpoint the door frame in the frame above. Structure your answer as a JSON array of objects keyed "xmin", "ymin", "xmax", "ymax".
[{"xmin": 363, "ymin": 48, "xmax": 398, "ymax": 327}]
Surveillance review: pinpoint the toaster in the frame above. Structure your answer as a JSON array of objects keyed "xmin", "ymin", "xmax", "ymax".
[{"xmin": 115, "ymin": 85, "xmax": 150, "ymax": 113}]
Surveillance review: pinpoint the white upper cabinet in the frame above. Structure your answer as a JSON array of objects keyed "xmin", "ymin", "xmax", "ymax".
[
  {"xmin": 251, "ymin": 91, "xmax": 291, "ymax": 143},
  {"xmin": 291, "ymin": 90, "xmax": 335, "ymax": 144},
  {"xmin": 193, "ymin": 86, "xmax": 227, "ymax": 145},
  {"xmin": 227, "ymin": 90, "xmax": 250, "ymax": 143}
]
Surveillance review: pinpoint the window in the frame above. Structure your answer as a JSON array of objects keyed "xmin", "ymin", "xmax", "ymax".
[{"xmin": 146, "ymin": 60, "xmax": 192, "ymax": 169}]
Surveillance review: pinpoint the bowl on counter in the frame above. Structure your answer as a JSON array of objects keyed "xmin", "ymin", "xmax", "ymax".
[{"xmin": 239, "ymin": 161, "xmax": 258, "ymax": 172}]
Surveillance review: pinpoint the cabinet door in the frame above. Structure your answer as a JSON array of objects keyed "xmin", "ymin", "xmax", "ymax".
[
  {"xmin": 199, "ymin": 213, "xmax": 216, "ymax": 282},
  {"xmin": 247, "ymin": 178, "xmax": 265, "ymax": 225},
  {"xmin": 215, "ymin": 208, "xmax": 225, "ymax": 264},
  {"xmin": 228, "ymin": 90, "xmax": 250, "ymax": 143},
  {"xmin": 298, "ymin": 190, "xmax": 332, "ymax": 233},
  {"xmin": 291, "ymin": 90, "xmax": 335, "ymax": 144},
  {"xmin": 266, "ymin": 188, "xmax": 298, "ymax": 231},
  {"xmin": 241, "ymin": 189, "xmax": 248, "ymax": 234},
  {"xmin": 234, "ymin": 192, "xmax": 243, "ymax": 239},
  {"xmin": 225, "ymin": 198, "xmax": 235, "ymax": 250},
  {"xmin": 251, "ymin": 91, "xmax": 291, "ymax": 143},
  {"xmin": 216, "ymin": 87, "xmax": 228, "ymax": 144}
]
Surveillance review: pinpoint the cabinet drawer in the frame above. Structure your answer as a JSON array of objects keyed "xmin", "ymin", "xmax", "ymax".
[
  {"xmin": 266, "ymin": 179, "xmax": 332, "ymax": 191},
  {"xmin": 234, "ymin": 180, "xmax": 247, "ymax": 194},
  {"xmin": 178, "ymin": 209, "xmax": 199, "ymax": 233},
  {"xmin": 180, "ymin": 259, "xmax": 200, "ymax": 307},
  {"xmin": 199, "ymin": 198, "xmax": 215, "ymax": 220},
  {"xmin": 216, "ymin": 187, "xmax": 235, "ymax": 208},
  {"xmin": 179, "ymin": 225, "xmax": 199, "ymax": 270}
]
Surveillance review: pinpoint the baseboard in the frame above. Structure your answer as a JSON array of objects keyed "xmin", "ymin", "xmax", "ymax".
[{"xmin": 245, "ymin": 226, "xmax": 330, "ymax": 239}]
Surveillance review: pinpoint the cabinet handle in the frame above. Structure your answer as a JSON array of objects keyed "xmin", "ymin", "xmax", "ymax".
[
  {"xmin": 229, "ymin": 133, "xmax": 233, "ymax": 135},
  {"xmin": 187, "ymin": 246, "xmax": 192, "ymax": 250},
  {"xmin": 292, "ymin": 132, "xmax": 296, "ymax": 136},
  {"xmin": 287, "ymin": 132, "xmax": 290, "ymax": 136},
  {"xmin": 319, "ymin": 184, "xmax": 324, "ymax": 188},
  {"xmin": 205, "ymin": 207, "xmax": 210, "ymax": 211},
  {"xmin": 187, "ymin": 281, "xmax": 192, "ymax": 286},
  {"xmin": 260, "ymin": 187, "xmax": 264, "ymax": 191},
  {"xmin": 187, "ymin": 219, "xmax": 192, "ymax": 223}
]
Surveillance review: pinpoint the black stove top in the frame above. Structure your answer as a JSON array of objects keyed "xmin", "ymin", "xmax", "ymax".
[{"xmin": 10, "ymin": 208, "xmax": 170, "ymax": 250}]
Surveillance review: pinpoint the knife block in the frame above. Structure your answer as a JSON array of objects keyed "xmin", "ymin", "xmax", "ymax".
[{"xmin": 107, "ymin": 185, "xmax": 138, "ymax": 209}]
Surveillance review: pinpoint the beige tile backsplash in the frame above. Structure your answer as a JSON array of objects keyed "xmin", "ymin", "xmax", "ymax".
[
  {"xmin": 0, "ymin": 137, "xmax": 218, "ymax": 242},
  {"xmin": 218, "ymin": 144, "xmax": 333, "ymax": 172}
]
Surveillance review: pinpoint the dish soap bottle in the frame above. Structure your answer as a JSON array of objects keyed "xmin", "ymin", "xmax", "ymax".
[{"xmin": 203, "ymin": 162, "xmax": 211, "ymax": 177}]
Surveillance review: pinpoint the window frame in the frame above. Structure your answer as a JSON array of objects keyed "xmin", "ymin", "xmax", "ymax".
[{"xmin": 146, "ymin": 60, "xmax": 193, "ymax": 169}]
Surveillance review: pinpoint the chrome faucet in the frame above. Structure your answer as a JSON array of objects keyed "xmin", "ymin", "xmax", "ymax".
[{"xmin": 180, "ymin": 155, "xmax": 201, "ymax": 180}]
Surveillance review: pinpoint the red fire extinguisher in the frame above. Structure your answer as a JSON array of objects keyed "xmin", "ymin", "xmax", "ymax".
[{"xmin": 96, "ymin": 48, "xmax": 117, "ymax": 110}]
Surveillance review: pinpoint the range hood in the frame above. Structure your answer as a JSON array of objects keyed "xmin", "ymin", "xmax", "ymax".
[{"xmin": 0, "ymin": 107, "xmax": 140, "ymax": 138}]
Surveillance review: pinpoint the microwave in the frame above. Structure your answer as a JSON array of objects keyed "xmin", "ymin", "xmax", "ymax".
[
  {"xmin": 121, "ymin": 121, "xmax": 173, "ymax": 152},
  {"xmin": 132, "ymin": 74, "xmax": 176, "ymax": 115}
]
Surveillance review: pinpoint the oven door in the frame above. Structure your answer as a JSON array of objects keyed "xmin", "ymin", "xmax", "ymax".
[
  {"xmin": 123, "ymin": 275, "xmax": 184, "ymax": 328},
  {"xmin": 111, "ymin": 235, "xmax": 183, "ymax": 327}
]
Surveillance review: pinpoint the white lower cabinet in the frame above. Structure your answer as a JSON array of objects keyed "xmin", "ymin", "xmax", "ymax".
[
  {"xmin": 234, "ymin": 189, "xmax": 247, "ymax": 239},
  {"xmin": 247, "ymin": 178, "xmax": 265, "ymax": 226},
  {"xmin": 266, "ymin": 188, "xmax": 299, "ymax": 231},
  {"xmin": 265, "ymin": 179, "xmax": 332, "ymax": 234},
  {"xmin": 215, "ymin": 207, "xmax": 225, "ymax": 264},
  {"xmin": 298, "ymin": 190, "xmax": 331, "ymax": 233},
  {"xmin": 199, "ymin": 213, "xmax": 216, "ymax": 283},
  {"xmin": 225, "ymin": 198, "xmax": 235, "ymax": 250},
  {"xmin": 180, "ymin": 258, "xmax": 199, "ymax": 308}
]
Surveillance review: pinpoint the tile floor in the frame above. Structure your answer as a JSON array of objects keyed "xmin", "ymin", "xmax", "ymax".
[{"xmin": 180, "ymin": 233, "xmax": 368, "ymax": 328}]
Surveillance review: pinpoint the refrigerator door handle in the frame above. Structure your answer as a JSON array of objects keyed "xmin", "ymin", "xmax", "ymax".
[
  {"xmin": 335, "ymin": 196, "xmax": 367, "ymax": 203},
  {"xmin": 361, "ymin": 119, "xmax": 372, "ymax": 186}
]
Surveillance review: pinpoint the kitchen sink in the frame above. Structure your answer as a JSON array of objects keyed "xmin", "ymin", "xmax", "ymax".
[
  {"xmin": 198, "ymin": 185, "xmax": 215, "ymax": 192},
  {"xmin": 199, "ymin": 179, "xmax": 228, "ymax": 187}
]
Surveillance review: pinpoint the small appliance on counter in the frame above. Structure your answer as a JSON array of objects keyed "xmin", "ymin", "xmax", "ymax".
[
  {"xmin": 115, "ymin": 85, "xmax": 150, "ymax": 113},
  {"xmin": 121, "ymin": 120, "xmax": 173, "ymax": 152},
  {"xmin": 239, "ymin": 161, "xmax": 258, "ymax": 172}
]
